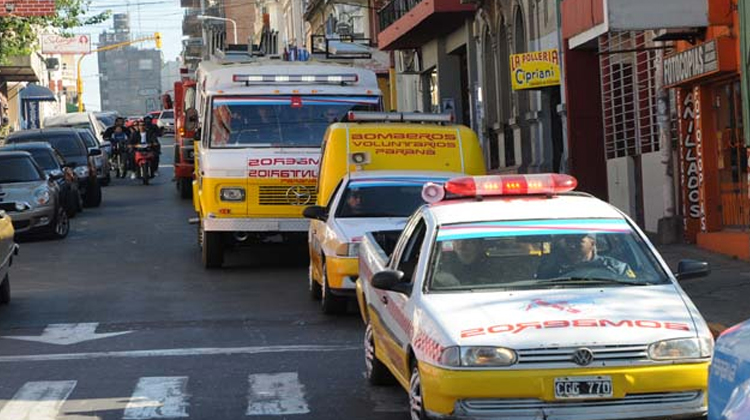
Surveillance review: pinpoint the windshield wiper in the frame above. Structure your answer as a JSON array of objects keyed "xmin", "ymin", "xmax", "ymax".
[{"xmin": 535, "ymin": 276, "xmax": 644, "ymax": 286}]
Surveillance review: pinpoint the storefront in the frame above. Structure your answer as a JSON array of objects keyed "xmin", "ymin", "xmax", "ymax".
[{"xmin": 666, "ymin": 31, "xmax": 749, "ymax": 258}]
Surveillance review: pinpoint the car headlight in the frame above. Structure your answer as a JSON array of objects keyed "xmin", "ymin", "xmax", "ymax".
[
  {"xmin": 33, "ymin": 188, "xmax": 51, "ymax": 206},
  {"xmin": 74, "ymin": 166, "xmax": 89, "ymax": 178},
  {"xmin": 220, "ymin": 187, "xmax": 245, "ymax": 202},
  {"xmin": 335, "ymin": 242, "xmax": 359, "ymax": 257},
  {"xmin": 648, "ymin": 337, "xmax": 712, "ymax": 360},
  {"xmin": 439, "ymin": 346, "xmax": 517, "ymax": 367}
]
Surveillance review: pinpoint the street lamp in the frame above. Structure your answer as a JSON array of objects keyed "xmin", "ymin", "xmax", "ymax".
[{"xmin": 197, "ymin": 15, "xmax": 238, "ymax": 45}]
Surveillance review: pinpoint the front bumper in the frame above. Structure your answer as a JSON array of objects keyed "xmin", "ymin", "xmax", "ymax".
[
  {"xmin": 420, "ymin": 362, "xmax": 709, "ymax": 420},
  {"xmin": 325, "ymin": 256, "xmax": 358, "ymax": 292},
  {"xmin": 7, "ymin": 206, "xmax": 56, "ymax": 233},
  {"xmin": 202, "ymin": 217, "xmax": 309, "ymax": 232}
]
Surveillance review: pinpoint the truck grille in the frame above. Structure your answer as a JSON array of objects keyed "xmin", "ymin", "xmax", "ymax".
[
  {"xmin": 516, "ymin": 344, "xmax": 649, "ymax": 367},
  {"xmin": 258, "ymin": 185, "xmax": 317, "ymax": 206}
]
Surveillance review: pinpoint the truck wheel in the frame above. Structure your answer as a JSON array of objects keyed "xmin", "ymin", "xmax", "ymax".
[
  {"xmin": 309, "ymin": 265, "xmax": 322, "ymax": 301},
  {"xmin": 0, "ymin": 274, "xmax": 9, "ymax": 305},
  {"xmin": 321, "ymin": 260, "xmax": 347, "ymax": 314},
  {"xmin": 409, "ymin": 363, "xmax": 427, "ymax": 420},
  {"xmin": 365, "ymin": 323, "xmax": 396, "ymax": 386},
  {"xmin": 179, "ymin": 179, "xmax": 192, "ymax": 199},
  {"xmin": 201, "ymin": 225, "xmax": 224, "ymax": 268}
]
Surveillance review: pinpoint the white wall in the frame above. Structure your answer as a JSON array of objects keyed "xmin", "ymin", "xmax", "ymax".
[
  {"xmin": 606, "ymin": 156, "xmax": 637, "ymax": 219},
  {"xmin": 641, "ymin": 151, "xmax": 668, "ymax": 233}
]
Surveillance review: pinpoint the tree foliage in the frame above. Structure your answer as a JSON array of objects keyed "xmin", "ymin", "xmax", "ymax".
[{"xmin": 0, "ymin": 0, "xmax": 110, "ymax": 63}]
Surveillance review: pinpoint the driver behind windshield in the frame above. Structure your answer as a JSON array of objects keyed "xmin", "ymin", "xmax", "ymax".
[
  {"xmin": 433, "ymin": 239, "xmax": 493, "ymax": 288},
  {"xmin": 536, "ymin": 233, "xmax": 635, "ymax": 279}
]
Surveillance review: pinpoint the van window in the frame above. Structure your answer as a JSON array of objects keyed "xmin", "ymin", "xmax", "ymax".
[{"xmin": 209, "ymin": 95, "xmax": 379, "ymax": 148}]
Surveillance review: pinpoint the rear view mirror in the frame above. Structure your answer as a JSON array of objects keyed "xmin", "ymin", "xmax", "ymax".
[
  {"xmin": 48, "ymin": 170, "xmax": 64, "ymax": 180},
  {"xmin": 371, "ymin": 270, "xmax": 410, "ymax": 295},
  {"xmin": 303, "ymin": 205, "xmax": 328, "ymax": 221},
  {"xmin": 675, "ymin": 259, "xmax": 710, "ymax": 281},
  {"xmin": 185, "ymin": 108, "xmax": 199, "ymax": 132},
  {"xmin": 89, "ymin": 148, "xmax": 102, "ymax": 157}
]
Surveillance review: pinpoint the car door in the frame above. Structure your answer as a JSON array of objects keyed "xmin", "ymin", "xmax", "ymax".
[
  {"xmin": 311, "ymin": 179, "xmax": 344, "ymax": 284},
  {"xmin": 373, "ymin": 213, "xmax": 428, "ymax": 379}
]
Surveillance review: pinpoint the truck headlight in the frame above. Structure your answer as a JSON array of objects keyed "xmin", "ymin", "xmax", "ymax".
[
  {"xmin": 648, "ymin": 338, "xmax": 710, "ymax": 360},
  {"xmin": 33, "ymin": 188, "xmax": 51, "ymax": 205},
  {"xmin": 439, "ymin": 346, "xmax": 517, "ymax": 367},
  {"xmin": 335, "ymin": 242, "xmax": 359, "ymax": 257},
  {"xmin": 220, "ymin": 187, "xmax": 245, "ymax": 202},
  {"xmin": 74, "ymin": 166, "xmax": 89, "ymax": 178}
]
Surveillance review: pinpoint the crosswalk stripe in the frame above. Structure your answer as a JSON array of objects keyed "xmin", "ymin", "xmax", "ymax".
[
  {"xmin": 123, "ymin": 376, "xmax": 190, "ymax": 419},
  {"xmin": 0, "ymin": 380, "xmax": 77, "ymax": 420},
  {"xmin": 246, "ymin": 372, "xmax": 309, "ymax": 416}
]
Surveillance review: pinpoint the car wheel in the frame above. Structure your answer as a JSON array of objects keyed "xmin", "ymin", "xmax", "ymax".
[
  {"xmin": 309, "ymin": 264, "xmax": 322, "ymax": 301},
  {"xmin": 0, "ymin": 274, "xmax": 9, "ymax": 305},
  {"xmin": 49, "ymin": 206, "xmax": 70, "ymax": 239},
  {"xmin": 201, "ymin": 224, "xmax": 224, "ymax": 268},
  {"xmin": 179, "ymin": 179, "xmax": 192, "ymax": 199},
  {"xmin": 409, "ymin": 364, "xmax": 428, "ymax": 420},
  {"xmin": 66, "ymin": 191, "xmax": 78, "ymax": 218},
  {"xmin": 321, "ymin": 260, "xmax": 347, "ymax": 315},
  {"xmin": 365, "ymin": 323, "xmax": 396, "ymax": 385}
]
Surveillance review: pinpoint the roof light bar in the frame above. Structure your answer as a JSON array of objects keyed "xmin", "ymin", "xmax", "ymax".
[
  {"xmin": 422, "ymin": 174, "xmax": 578, "ymax": 203},
  {"xmin": 232, "ymin": 74, "xmax": 359, "ymax": 84},
  {"xmin": 346, "ymin": 111, "xmax": 453, "ymax": 123}
]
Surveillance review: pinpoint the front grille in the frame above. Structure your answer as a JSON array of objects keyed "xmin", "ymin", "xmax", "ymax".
[
  {"xmin": 258, "ymin": 185, "xmax": 317, "ymax": 206},
  {"xmin": 0, "ymin": 203, "xmax": 17, "ymax": 212},
  {"xmin": 517, "ymin": 345, "xmax": 649, "ymax": 367},
  {"xmin": 461, "ymin": 391, "xmax": 702, "ymax": 411}
]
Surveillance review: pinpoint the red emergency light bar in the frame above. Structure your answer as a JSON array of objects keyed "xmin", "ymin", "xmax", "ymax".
[
  {"xmin": 422, "ymin": 174, "xmax": 578, "ymax": 203},
  {"xmin": 232, "ymin": 74, "xmax": 359, "ymax": 84}
]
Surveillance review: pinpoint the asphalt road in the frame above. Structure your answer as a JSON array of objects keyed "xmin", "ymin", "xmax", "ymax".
[{"xmin": 0, "ymin": 137, "xmax": 409, "ymax": 420}]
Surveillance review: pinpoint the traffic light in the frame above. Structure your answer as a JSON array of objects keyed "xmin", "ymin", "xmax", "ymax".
[{"xmin": 154, "ymin": 32, "xmax": 162, "ymax": 49}]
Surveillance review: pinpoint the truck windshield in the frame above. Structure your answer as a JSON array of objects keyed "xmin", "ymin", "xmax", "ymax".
[
  {"xmin": 210, "ymin": 95, "xmax": 380, "ymax": 148},
  {"xmin": 429, "ymin": 219, "xmax": 669, "ymax": 292}
]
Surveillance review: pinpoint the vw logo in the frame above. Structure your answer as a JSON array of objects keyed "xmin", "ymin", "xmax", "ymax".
[
  {"xmin": 571, "ymin": 348, "xmax": 594, "ymax": 366},
  {"xmin": 286, "ymin": 185, "xmax": 312, "ymax": 206}
]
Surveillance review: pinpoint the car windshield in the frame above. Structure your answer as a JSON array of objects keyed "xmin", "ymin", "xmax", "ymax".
[
  {"xmin": 210, "ymin": 95, "xmax": 380, "ymax": 148},
  {"xmin": 336, "ymin": 178, "xmax": 446, "ymax": 218},
  {"xmin": 77, "ymin": 131, "xmax": 97, "ymax": 148},
  {"xmin": 26, "ymin": 149, "xmax": 58, "ymax": 170},
  {"xmin": 161, "ymin": 111, "xmax": 174, "ymax": 119},
  {"xmin": 0, "ymin": 156, "xmax": 44, "ymax": 183},
  {"xmin": 428, "ymin": 218, "xmax": 669, "ymax": 292},
  {"xmin": 46, "ymin": 136, "xmax": 86, "ymax": 157}
]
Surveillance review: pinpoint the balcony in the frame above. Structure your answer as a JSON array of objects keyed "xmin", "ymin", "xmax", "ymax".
[
  {"xmin": 180, "ymin": 0, "xmax": 200, "ymax": 7},
  {"xmin": 562, "ymin": 0, "xmax": 725, "ymax": 49},
  {"xmin": 377, "ymin": 0, "xmax": 475, "ymax": 50},
  {"xmin": 182, "ymin": 12, "xmax": 202, "ymax": 37},
  {"xmin": 0, "ymin": 53, "xmax": 45, "ymax": 82}
]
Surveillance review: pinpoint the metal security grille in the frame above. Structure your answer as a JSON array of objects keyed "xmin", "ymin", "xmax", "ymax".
[
  {"xmin": 599, "ymin": 31, "xmax": 660, "ymax": 159},
  {"xmin": 258, "ymin": 186, "xmax": 318, "ymax": 206}
]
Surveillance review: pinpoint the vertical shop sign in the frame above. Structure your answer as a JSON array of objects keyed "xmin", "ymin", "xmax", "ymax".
[{"xmin": 678, "ymin": 88, "xmax": 703, "ymax": 242}]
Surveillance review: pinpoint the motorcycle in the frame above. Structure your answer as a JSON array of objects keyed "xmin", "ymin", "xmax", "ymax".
[
  {"xmin": 133, "ymin": 144, "xmax": 156, "ymax": 185},
  {"xmin": 110, "ymin": 139, "xmax": 129, "ymax": 179}
]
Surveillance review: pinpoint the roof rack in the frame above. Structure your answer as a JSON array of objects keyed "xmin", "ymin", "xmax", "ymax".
[{"xmin": 346, "ymin": 111, "xmax": 454, "ymax": 124}]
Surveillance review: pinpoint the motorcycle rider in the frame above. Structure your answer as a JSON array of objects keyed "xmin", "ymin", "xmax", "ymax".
[
  {"xmin": 142, "ymin": 115, "xmax": 162, "ymax": 174},
  {"xmin": 103, "ymin": 117, "xmax": 132, "ymax": 140},
  {"xmin": 128, "ymin": 120, "xmax": 160, "ymax": 179}
]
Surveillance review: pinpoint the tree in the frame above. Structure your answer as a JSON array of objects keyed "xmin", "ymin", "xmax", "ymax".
[{"xmin": 0, "ymin": 0, "xmax": 110, "ymax": 64}]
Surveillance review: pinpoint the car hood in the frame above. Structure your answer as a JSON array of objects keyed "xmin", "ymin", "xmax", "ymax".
[
  {"xmin": 0, "ymin": 181, "xmax": 46, "ymax": 203},
  {"xmin": 334, "ymin": 217, "xmax": 408, "ymax": 242},
  {"xmin": 422, "ymin": 285, "xmax": 698, "ymax": 348}
]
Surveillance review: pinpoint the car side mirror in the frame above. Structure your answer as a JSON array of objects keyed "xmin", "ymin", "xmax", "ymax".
[
  {"xmin": 675, "ymin": 259, "xmax": 710, "ymax": 281},
  {"xmin": 371, "ymin": 270, "xmax": 410, "ymax": 295},
  {"xmin": 101, "ymin": 140, "xmax": 111, "ymax": 149},
  {"xmin": 89, "ymin": 148, "xmax": 102, "ymax": 157},
  {"xmin": 303, "ymin": 205, "xmax": 328, "ymax": 221},
  {"xmin": 185, "ymin": 108, "xmax": 199, "ymax": 131},
  {"xmin": 48, "ymin": 170, "xmax": 64, "ymax": 180}
]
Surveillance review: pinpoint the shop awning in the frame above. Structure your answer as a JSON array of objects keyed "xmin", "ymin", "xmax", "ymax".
[{"xmin": 20, "ymin": 84, "xmax": 57, "ymax": 102}]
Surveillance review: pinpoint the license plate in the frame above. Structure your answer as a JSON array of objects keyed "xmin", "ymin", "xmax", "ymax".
[{"xmin": 554, "ymin": 376, "xmax": 613, "ymax": 399}]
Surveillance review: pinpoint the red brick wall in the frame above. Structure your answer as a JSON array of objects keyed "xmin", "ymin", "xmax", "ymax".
[{"xmin": 0, "ymin": 0, "xmax": 55, "ymax": 17}]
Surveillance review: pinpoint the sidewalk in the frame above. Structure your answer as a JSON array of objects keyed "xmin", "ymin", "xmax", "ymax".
[{"xmin": 657, "ymin": 243, "xmax": 750, "ymax": 331}]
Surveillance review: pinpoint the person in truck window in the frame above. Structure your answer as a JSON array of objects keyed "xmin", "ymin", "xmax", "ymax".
[{"xmin": 536, "ymin": 233, "xmax": 636, "ymax": 279}]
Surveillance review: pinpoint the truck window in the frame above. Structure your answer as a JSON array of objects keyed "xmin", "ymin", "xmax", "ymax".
[{"xmin": 209, "ymin": 95, "xmax": 379, "ymax": 148}]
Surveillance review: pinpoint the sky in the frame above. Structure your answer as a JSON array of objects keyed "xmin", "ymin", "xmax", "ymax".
[{"xmin": 71, "ymin": 0, "xmax": 184, "ymax": 111}]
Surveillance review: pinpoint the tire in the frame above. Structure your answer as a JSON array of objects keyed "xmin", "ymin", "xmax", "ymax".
[
  {"xmin": 76, "ymin": 190, "xmax": 84, "ymax": 213},
  {"xmin": 0, "ymin": 274, "xmax": 9, "ymax": 305},
  {"xmin": 66, "ymin": 191, "xmax": 78, "ymax": 218},
  {"xmin": 179, "ymin": 179, "xmax": 192, "ymax": 199},
  {"xmin": 84, "ymin": 180, "xmax": 102, "ymax": 208},
  {"xmin": 321, "ymin": 260, "xmax": 347, "ymax": 314},
  {"xmin": 48, "ymin": 206, "xmax": 70, "ymax": 239},
  {"xmin": 140, "ymin": 165, "xmax": 149, "ymax": 185},
  {"xmin": 365, "ymin": 323, "xmax": 396, "ymax": 386},
  {"xmin": 409, "ymin": 364, "xmax": 428, "ymax": 420},
  {"xmin": 309, "ymin": 264, "xmax": 322, "ymax": 301},
  {"xmin": 201, "ymin": 224, "xmax": 224, "ymax": 268}
]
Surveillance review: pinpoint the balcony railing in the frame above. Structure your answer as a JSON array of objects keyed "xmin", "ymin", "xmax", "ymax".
[{"xmin": 378, "ymin": 0, "xmax": 423, "ymax": 32}]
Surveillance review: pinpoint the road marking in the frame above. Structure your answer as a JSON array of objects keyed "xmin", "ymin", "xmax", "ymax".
[
  {"xmin": 123, "ymin": 377, "xmax": 189, "ymax": 419},
  {"xmin": 0, "ymin": 380, "xmax": 77, "ymax": 420},
  {"xmin": 2, "ymin": 323, "xmax": 132, "ymax": 346},
  {"xmin": 246, "ymin": 372, "xmax": 309, "ymax": 416},
  {"xmin": 0, "ymin": 344, "xmax": 359, "ymax": 363}
]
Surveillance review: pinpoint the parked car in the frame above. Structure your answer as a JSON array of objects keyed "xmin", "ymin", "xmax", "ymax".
[
  {"xmin": 0, "ymin": 209, "xmax": 18, "ymax": 304},
  {"xmin": 4, "ymin": 128, "xmax": 102, "ymax": 208},
  {"xmin": 0, "ymin": 142, "xmax": 81, "ymax": 217},
  {"xmin": 44, "ymin": 112, "xmax": 112, "ymax": 166},
  {"xmin": 156, "ymin": 109, "xmax": 175, "ymax": 134},
  {"xmin": 94, "ymin": 111, "xmax": 119, "ymax": 129},
  {"xmin": 76, "ymin": 128, "xmax": 110, "ymax": 185},
  {"xmin": 709, "ymin": 319, "xmax": 750, "ymax": 420},
  {"xmin": 0, "ymin": 151, "xmax": 69, "ymax": 239}
]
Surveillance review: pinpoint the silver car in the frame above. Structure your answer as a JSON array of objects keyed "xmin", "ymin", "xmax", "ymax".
[
  {"xmin": 0, "ymin": 151, "xmax": 69, "ymax": 239},
  {"xmin": 157, "ymin": 109, "xmax": 175, "ymax": 135}
]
